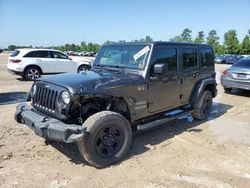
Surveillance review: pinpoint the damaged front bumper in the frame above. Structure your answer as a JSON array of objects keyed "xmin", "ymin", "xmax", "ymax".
[{"xmin": 14, "ymin": 103, "xmax": 86, "ymax": 143}]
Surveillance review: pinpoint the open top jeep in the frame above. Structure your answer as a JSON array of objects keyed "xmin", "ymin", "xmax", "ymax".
[{"xmin": 15, "ymin": 42, "xmax": 217, "ymax": 168}]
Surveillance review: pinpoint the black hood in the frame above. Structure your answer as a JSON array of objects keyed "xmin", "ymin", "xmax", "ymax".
[{"xmin": 38, "ymin": 69, "xmax": 144, "ymax": 94}]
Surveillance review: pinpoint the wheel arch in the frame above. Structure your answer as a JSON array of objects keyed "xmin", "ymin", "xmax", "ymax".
[
  {"xmin": 24, "ymin": 64, "xmax": 43, "ymax": 74},
  {"xmin": 190, "ymin": 78, "xmax": 217, "ymax": 105},
  {"xmin": 79, "ymin": 94, "xmax": 134, "ymax": 123},
  {"xmin": 77, "ymin": 63, "xmax": 91, "ymax": 71}
]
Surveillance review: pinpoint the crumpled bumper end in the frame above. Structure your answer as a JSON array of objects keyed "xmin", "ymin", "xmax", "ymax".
[{"xmin": 15, "ymin": 103, "xmax": 86, "ymax": 143}]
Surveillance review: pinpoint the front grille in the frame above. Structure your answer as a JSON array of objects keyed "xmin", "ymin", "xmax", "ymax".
[
  {"xmin": 31, "ymin": 82, "xmax": 69, "ymax": 120},
  {"xmin": 32, "ymin": 86, "xmax": 58, "ymax": 112}
]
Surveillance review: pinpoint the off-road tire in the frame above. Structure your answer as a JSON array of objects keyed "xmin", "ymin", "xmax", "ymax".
[
  {"xmin": 192, "ymin": 90, "xmax": 213, "ymax": 120},
  {"xmin": 77, "ymin": 111, "xmax": 132, "ymax": 168}
]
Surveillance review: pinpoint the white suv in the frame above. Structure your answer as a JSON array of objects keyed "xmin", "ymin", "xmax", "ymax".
[{"xmin": 7, "ymin": 49, "xmax": 92, "ymax": 80}]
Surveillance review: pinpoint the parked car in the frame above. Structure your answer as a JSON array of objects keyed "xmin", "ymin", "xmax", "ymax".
[
  {"xmin": 0, "ymin": 49, "xmax": 3, "ymax": 53},
  {"xmin": 223, "ymin": 55, "xmax": 237, "ymax": 64},
  {"xmin": 7, "ymin": 49, "xmax": 91, "ymax": 80},
  {"xmin": 221, "ymin": 58, "xmax": 250, "ymax": 92},
  {"xmin": 214, "ymin": 55, "xmax": 225, "ymax": 64},
  {"xmin": 15, "ymin": 42, "xmax": 217, "ymax": 168}
]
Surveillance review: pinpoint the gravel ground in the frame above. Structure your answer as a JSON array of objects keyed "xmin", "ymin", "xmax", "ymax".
[{"xmin": 0, "ymin": 53, "xmax": 250, "ymax": 188}]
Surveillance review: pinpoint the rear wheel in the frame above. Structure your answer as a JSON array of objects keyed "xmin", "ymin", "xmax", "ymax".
[
  {"xmin": 192, "ymin": 90, "xmax": 213, "ymax": 120},
  {"xmin": 77, "ymin": 111, "xmax": 132, "ymax": 168},
  {"xmin": 24, "ymin": 67, "xmax": 41, "ymax": 81},
  {"xmin": 77, "ymin": 64, "xmax": 90, "ymax": 72}
]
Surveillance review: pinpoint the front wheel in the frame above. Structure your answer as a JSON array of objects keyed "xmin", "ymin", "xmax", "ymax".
[
  {"xmin": 77, "ymin": 111, "xmax": 132, "ymax": 168},
  {"xmin": 192, "ymin": 90, "xmax": 213, "ymax": 120}
]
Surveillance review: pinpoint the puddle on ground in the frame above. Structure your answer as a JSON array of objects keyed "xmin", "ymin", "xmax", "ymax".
[{"xmin": 0, "ymin": 92, "xmax": 27, "ymax": 105}]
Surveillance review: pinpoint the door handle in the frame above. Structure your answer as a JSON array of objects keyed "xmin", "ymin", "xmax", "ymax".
[{"xmin": 36, "ymin": 59, "xmax": 41, "ymax": 62}]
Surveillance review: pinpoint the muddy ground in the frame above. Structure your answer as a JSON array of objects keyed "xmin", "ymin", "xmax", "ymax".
[{"xmin": 0, "ymin": 53, "xmax": 250, "ymax": 188}]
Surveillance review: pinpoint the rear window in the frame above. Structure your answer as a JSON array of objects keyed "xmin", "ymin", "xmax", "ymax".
[
  {"xmin": 10, "ymin": 50, "xmax": 20, "ymax": 57},
  {"xmin": 233, "ymin": 59, "xmax": 250, "ymax": 68},
  {"xmin": 200, "ymin": 48, "xmax": 213, "ymax": 67},
  {"xmin": 24, "ymin": 50, "xmax": 54, "ymax": 58},
  {"xmin": 34, "ymin": 51, "xmax": 53, "ymax": 58},
  {"xmin": 24, "ymin": 51, "xmax": 36, "ymax": 57},
  {"xmin": 182, "ymin": 48, "xmax": 198, "ymax": 69}
]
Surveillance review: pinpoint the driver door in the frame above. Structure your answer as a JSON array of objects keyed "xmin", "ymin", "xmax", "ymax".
[{"xmin": 148, "ymin": 45, "xmax": 181, "ymax": 113}]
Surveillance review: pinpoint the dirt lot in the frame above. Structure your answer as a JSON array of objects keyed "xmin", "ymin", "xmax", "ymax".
[{"xmin": 0, "ymin": 52, "xmax": 250, "ymax": 188}]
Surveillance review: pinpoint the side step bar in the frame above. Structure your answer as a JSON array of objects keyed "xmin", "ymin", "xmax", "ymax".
[{"xmin": 137, "ymin": 109, "xmax": 193, "ymax": 131}]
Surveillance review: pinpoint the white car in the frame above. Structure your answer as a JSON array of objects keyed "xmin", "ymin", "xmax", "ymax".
[{"xmin": 7, "ymin": 48, "xmax": 92, "ymax": 80}]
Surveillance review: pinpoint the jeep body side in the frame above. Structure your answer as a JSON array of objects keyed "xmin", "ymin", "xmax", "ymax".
[{"xmin": 15, "ymin": 42, "xmax": 217, "ymax": 168}]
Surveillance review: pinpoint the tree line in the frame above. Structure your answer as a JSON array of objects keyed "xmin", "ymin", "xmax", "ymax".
[
  {"xmin": 170, "ymin": 28, "xmax": 250, "ymax": 55},
  {"xmin": 6, "ymin": 36, "xmax": 153, "ymax": 53},
  {"xmin": 6, "ymin": 29, "xmax": 250, "ymax": 55}
]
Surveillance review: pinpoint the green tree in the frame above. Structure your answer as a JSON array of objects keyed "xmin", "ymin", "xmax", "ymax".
[
  {"xmin": 169, "ymin": 35, "xmax": 182, "ymax": 42},
  {"xmin": 87, "ymin": 42, "xmax": 94, "ymax": 51},
  {"xmin": 80, "ymin": 41, "xmax": 87, "ymax": 51},
  {"xmin": 240, "ymin": 35, "xmax": 250, "ymax": 54},
  {"xmin": 64, "ymin": 44, "xmax": 71, "ymax": 51},
  {"xmin": 216, "ymin": 45, "xmax": 225, "ymax": 55},
  {"xmin": 145, "ymin": 35, "xmax": 153, "ymax": 42},
  {"xmin": 194, "ymin": 31, "xmax": 205, "ymax": 43},
  {"xmin": 8, "ymin": 45, "xmax": 17, "ymax": 51},
  {"xmin": 181, "ymin": 28, "xmax": 192, "ymax": 42},
  {"xmin": 93, "ymin": 43, "xmax": 101, "ymax": 52},
  {"xmin": 139, "ymin": 35, "xmax": 154, "ymax": 42},
  {"xmin": 206, "ymin": 30, "xmax": 222, "ymax": 54},
  {"xmin": 104, "ymin": 40, "xmax": 115, "ymax": 45},
  {"xmin": 223, "ymin": 29, "xmax": 240, "ymax": 54}
]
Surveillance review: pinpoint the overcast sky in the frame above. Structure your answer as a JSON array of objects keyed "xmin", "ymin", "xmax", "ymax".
[{"xmin": 0, "ymin": 0, "xmax": 250, "ymax": 48}]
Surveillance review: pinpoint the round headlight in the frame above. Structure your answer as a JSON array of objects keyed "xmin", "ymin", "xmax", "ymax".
[
  {"xmin": 61, "ymin": 91, "xmax": 70, "ymax": 104},
  {"xmin": 31, "ymin": 84, "xmax": 37, "ymax": 96}
]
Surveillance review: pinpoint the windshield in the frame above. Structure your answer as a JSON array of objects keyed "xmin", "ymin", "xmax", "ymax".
[
  {"xmin": 94, "ymin": 44, "xmax": 151, "ymax": 70},
  {"xmin": 232, "ymin": 59, "xmax": 250, "ymax": 68}
]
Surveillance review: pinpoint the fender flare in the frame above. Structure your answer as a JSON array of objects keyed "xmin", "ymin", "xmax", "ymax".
[{"xmin": 190, "ymin": 78, "xmax": 217, "ymax": 105}]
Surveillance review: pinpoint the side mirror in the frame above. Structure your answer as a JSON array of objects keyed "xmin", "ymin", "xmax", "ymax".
[
  {"xmin": 153, "ymin": 63, "xmax": 169, "ymax": 74},
  {"xmin": 68, "ymin": 57, "xmax": 72, "ymax": 61}
]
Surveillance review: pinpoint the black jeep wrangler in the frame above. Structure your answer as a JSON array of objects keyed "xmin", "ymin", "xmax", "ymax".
[{"xmin": 15, "ymin": 42, "xmax": 217, "ymax": 168}]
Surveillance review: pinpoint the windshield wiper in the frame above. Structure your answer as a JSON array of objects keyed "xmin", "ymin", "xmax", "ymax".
[
  {"xmin": 94, "ymin": 64, "xmax": 126, "ymax": 72},
  {"xmin": 107, "ymin": 65, "xmax": 126, "ymax": 72},
  {"xmin": 108, "ymin": 65, "xmax": 125, "ymax": 69}
]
